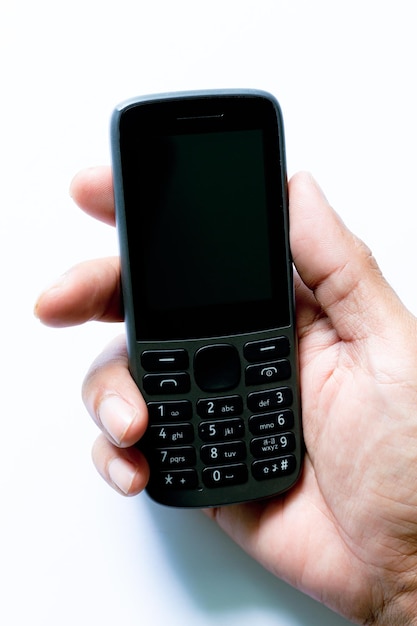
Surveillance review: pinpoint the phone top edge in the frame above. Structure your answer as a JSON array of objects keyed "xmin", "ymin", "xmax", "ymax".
[
  {"xmin": 112, "ymin": 88, "xmax": 282, "ymax": 114},
  {"xmin": 110, "ymin": 88, "xmax": 285, "ymax": 168}
]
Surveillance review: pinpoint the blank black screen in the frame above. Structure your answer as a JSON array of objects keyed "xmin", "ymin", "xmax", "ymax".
[{"xmin": 144, "ymin": 130, "xmax": 271, "ymax": 311}]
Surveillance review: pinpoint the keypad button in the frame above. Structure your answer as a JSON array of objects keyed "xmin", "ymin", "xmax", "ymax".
[
  {"xmin": 202, "ymin": 464, "xmax": 248, "ymax": 488},
  {"xmin": 158, "ymin": 469, "xmax": 198, "ymax": 489},
  {"xmin": 245, "ymin": 359, "xmax": 291, "ymax": 386},
  {"xmin": 244, "ymin": 337, "xmax": 290, "ymax": 362},
  {"xmin": 194, "ymin": 344, "xmax": 240, "ymax": 391},
  {"xmin": 147, "ymin": 400, "xmax": 192, "ymax": 421},
  {"xmin": 250, "ymin": 432, "xmax": 295, "ymax": 458},
  {"xmin": 247, "ymin": 387, "xmax": 293, "ymax": 413},
  {"xmin": 198, "ymin": 418, "xmax": 245, "ymax": 442},
  {"xmin": 252, "ymin": 455, "xmax": 296, "ymax": 480},
  {"xmin": 197, "ymin": 395, "xmax": 243, "ymax": 419},
  {"xmin": 141, "ymin": 349, "xmax": 189, "ymax": 371},
  {"xmin": 143, "ymin": 372, "xmax": 190, "ymax": 395},
  {"xmin": 200, "ymin": 441, "xmax": 246, "ymax": 465},
  {"xmin": 149, "ymin": 423, "xmax": 194, "ymax": 445},
  {"xmin": 249, "ymin": 409, "xmax": 294, "ymax": 435},
  {"xmin": 153, "ymin": 446, "xmax": 196, "ymax": 468}
]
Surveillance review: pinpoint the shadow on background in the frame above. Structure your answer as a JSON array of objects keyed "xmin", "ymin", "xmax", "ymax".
[{"xmin": 142, "ymin": 496, "xmax": 353, "ymax": 626}]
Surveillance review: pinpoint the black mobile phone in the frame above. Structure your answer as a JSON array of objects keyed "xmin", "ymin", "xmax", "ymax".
[{"xmin": 111, "ymin": 89, "xmax": 303, "ymax": 508}]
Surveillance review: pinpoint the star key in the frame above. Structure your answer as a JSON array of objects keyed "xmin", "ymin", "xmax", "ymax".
[{"xmin": 158, "ymin": 469, "xmax": 198, "ymax": 489}]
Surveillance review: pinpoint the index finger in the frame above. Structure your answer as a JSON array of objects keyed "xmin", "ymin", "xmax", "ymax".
[
  {"xmin": 34, "ymin": 256, "xmax": 123, "ymax": 327},
  {"xmin": 70, "ymin": 166, "xmax": 115, "ymax": 226}
]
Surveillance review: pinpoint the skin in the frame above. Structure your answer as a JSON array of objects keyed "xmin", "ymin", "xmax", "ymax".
[{"xmin": 35, "ymin": 167, "xmax": 417, "ymax": 624}]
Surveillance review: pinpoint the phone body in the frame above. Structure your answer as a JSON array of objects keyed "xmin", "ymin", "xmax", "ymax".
[{"xmin": 111, "ymin": 89, "xmax": 302, "ymax": 508}]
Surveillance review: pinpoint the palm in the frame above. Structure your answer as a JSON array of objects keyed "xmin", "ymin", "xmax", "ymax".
[{"xmin": 209, "ymin": 281, "xmax": 417, "ymax": 621}]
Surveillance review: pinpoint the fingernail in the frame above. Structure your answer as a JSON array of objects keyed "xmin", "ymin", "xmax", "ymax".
[
  {"xmin": 108, "ymin": 457, "xmax": 137, "ymax": 495},
  {"xmin": 98, "ymin": 395, "xmax": 137, "ymax": 445},
  {"xmin": 33, "ymin": 273, "xmax": 69, "ymax": 319}
]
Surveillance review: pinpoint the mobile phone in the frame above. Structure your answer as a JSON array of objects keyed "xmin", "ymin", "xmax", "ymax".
[{"xmin": 110, "ymin": 89, "xmax": 303, "ymax": 508}]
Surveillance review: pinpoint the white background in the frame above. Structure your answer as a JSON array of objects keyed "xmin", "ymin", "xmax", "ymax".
[{"xmin": 1, "ymin": 2, "xmax": 416, "ymax": 624}]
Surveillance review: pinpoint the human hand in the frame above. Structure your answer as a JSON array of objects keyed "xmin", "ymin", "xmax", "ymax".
[{"xmin": 35, "ymin": 167, "xmax": 417, "ymax": 625}]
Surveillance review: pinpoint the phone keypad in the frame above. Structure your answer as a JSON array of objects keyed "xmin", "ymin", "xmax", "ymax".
[{"xmin": 140, "ymin": 335, "xmax": 299, "ymax": 499}]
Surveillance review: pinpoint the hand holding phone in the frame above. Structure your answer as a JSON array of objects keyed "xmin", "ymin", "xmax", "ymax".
[{"xmin": 111, "ymin": 89, "xmax": 303, "ymax": 507}]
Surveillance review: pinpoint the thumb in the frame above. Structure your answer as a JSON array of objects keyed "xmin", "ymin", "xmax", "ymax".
[{"xmin": 289, "ymin": 172, "xmax": 404, "ymax": 342}]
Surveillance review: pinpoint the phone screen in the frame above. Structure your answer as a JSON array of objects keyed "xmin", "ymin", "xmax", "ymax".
[
  {"xmin": 119, "ymin": 95, "xmax": 290, "ymax": 340},
  {"xmin": 144, "ymin": 130, "xmax": 271, "ymax": 310}
]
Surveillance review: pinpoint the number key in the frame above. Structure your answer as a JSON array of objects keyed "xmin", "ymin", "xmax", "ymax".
[
  {"xmin": 249, "ymin": 409, "xmax": 294, "ymax": 435},
  {"xmin": 198, "ymin": 418, "xmax": 245, "ymax": 442},
  {"xmin": 149, "ymin": 423, "xmax": 194, "ymax": 445},
  {"xmin": 200, "ymin": 441, "xmax": 246, "ymax": 465},
  {"xmin": 197, "ymin": 395, "xmax": 243, "ymax": 418},
  {"xmin": 250, "ymin": 432, "xmax": 295, "ymax": 458},
  {"xmin": 147, "ymin": 400, "xmax": 192, "ymax": 421},
  {"xmin": 247, "ymin": 387, "xmax": 293, "ymax": 413},
  {"xmin": 202, "ymin": 464, "xmax": 248, "ymax": 488},
  {"xmin": 155, "ymin": 446, "xmax": 196, "ymax": 467}
]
